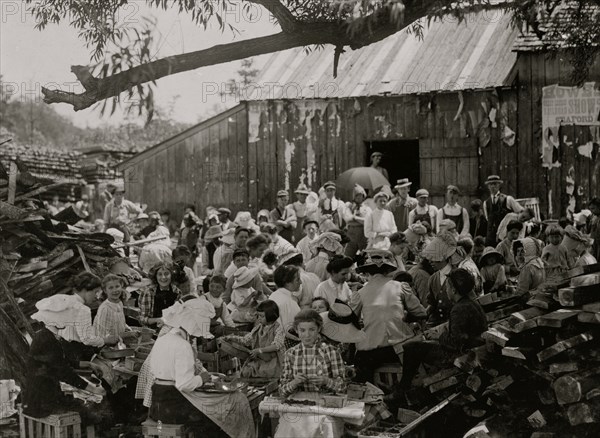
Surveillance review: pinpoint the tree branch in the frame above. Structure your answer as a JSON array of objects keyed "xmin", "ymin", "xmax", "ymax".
[
  {"xmin": 43, "ymin": 0, "xmax": 506, "ymax": 111},
  {"xmin": 250, "ymin": 0, "xmax": 297, "ymax": 32}
]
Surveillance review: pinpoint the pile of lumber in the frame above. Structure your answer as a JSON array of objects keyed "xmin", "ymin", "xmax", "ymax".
[
  {"xmin": 397, "ymin": 264, "xmax": 600, "ymax": 437},
  {"xmin": 0, "ymin": 159, "xmax": 123, "ymax": 387}
]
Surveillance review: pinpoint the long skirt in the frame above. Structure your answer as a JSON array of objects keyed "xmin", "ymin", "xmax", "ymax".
[{"xmin": 149, "ymin": 384, "xmax": 227, "ymax": 436}]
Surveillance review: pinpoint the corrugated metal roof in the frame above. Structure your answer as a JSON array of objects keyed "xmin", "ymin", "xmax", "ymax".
[{"xmin": 251, "ymin": 10, "xmax": 519, "ymax": 100}]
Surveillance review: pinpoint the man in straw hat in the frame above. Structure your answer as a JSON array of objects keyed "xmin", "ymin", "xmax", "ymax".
[
  {"xmin": 343, "ymin": 184, "xmax": 372, "ymax": 257},
  {"xmin": 270, "ymin": 189, "xmax": 297, "ymax": 243},
  {"xmin": 369, "ymin": 151, "xmax": 389, "ymax": 180},
  {"xmin": 291, "ymin": 183, "xmax": 317, "ymax": 243},
  {"xmin": 483, "ymin": 175, "xmax": 523, "ymax": 246},
  {"xmin": 386, "ymin": 178, "xmax": 417, "ymax": 233},
  {"xmin": 437, "ymin": 185, "xmax": 470, "ymax": 237},
  {"xmin": 351, "ymin": 249, "xmax": 426, "ymax": 383}
]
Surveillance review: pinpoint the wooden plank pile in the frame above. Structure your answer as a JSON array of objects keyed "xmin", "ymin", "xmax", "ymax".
[
  {"xmin": 394, "ymin": 264, "xmax": 600, "ymax": 437},
  {"xmin": 0, "ymin": 160, "xmax": 125, "ymax": 387}
]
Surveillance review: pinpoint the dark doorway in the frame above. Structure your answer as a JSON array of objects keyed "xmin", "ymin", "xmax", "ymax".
[{"xmin": 366, "ymin": 140, "xmax": 420, "ymax": 196}]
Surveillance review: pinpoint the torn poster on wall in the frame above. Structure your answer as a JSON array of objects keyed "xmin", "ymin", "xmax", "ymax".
[{"xmin": 541, "ymin": 82, "xmax": 600, "ymax": 168}]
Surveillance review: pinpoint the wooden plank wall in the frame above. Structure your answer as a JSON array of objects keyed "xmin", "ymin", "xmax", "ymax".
[
  {"xmin": 248, "ymin": 90, "xmax": 517, "ymax": 211},
  {"xmin": 518, "ymin": 52, "xmax": 600, "ymax": 219},
  {"xmin": 123, "ymin": 105, "xmax": 248, "ymax": 224}
]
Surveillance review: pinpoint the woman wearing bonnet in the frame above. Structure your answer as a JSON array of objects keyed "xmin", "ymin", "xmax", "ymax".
[{"xmin": 23, "ymin": 295, "xmax": 106, "ymax": 421}]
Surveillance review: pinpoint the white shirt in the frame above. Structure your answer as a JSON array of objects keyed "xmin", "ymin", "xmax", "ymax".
[
  {"xmin": 269, "ymin": 287, "xmax": 301, "ymax": 333},
  {"xmin": 296, "ymin": 235, "xmax": 317, "ymax": 263},
  {"xmin": 270, "ymin": 236, "xmax": 295, "ymax": 258},
  {"xmin": 437, "ymin": 203, "xmax": 470, "ymax": 236},
  {"xmin": 223, "ymin": 261, "xmax": 237, "ymax": 280},
  {"xmin": 314, "ymin": 278, "xmax": 352, "ymax": 305},
  {"xmin": 364, "ymin": 208, "xmax": 397, "ymax": 239},
  {"xmin": 150, "ymin": 328, "xmax": 205, "ymax": 392},
  {"xmin": 483, "ymin": 193, "xmax": 523, "ymax": 221},
  {"xmin": 58, "ymin": 294, "xmax": 105, "ymax": 347}
]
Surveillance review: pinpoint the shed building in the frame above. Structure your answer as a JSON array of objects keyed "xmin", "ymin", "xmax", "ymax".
[{"xmin": 117, "ymin": 8, "xmax": 600, "ymax": 224}]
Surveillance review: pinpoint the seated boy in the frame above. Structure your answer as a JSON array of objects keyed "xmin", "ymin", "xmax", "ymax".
[{"xmin": 201, "ymin": 275, "xmax": 235, "ymax": 337}]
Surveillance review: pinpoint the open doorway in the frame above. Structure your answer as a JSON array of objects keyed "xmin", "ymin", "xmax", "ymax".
[{"xmin": 366, "ymin": 140, "xmax": 420, "ymax": 195}]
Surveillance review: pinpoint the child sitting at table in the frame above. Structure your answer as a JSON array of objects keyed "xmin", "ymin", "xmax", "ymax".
[
  {"xmin": 279, "ymin": 309, "xmax": 346, "ymax": 398},
  {"xmin": 229, "ymin": 266, "xmax": 265, "ymax": 322},
  {"xmin": 201, "ymin": 275, "xmax": 235, "ymax": 337},
  {"xmin": 93, "ymin": 274, "xmax": 129, "ymax": 338},
  {"xmin": 220, "ymin": 300, "xmax": 285, "ymax": 378}
]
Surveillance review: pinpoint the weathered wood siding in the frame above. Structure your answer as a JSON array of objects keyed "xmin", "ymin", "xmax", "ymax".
[
  {"xmin": 122, "ymin": 105, "xmax": 248, "ymax": 222},
  {"xmin": 248, "ymin": 90, "xmax": 517, "ymax": 210},
  {"xmin": 517, "ymin": 52, "xmax": 600, "ymax": 218}
]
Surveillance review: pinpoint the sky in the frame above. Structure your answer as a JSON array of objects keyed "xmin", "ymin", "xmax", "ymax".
[{"xmin": 0, "ymin": 1, "xmax": 279, "ymax": 127}]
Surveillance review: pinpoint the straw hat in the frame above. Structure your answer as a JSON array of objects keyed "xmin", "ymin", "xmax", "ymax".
[
  {"xmin": 310, "ymin": 231, "xmax": 343, "ymax": 254},
  {"xmin": 479, "ymin": 247, "xmax": 505, "ymax": 266},
  {"xmin": 217, "ymin": 207, "xmax": 231, "ymax": 216},
  {"xmin": 277, "ymin": 190, "xmax": 289, "ymax": 198},
  {"xmin": 394, "ymin": 178, "xmax": 412, "ymax": 189},
  {"xmin": 484, "ymin": 175, "xmax": 504, "ymax": 185},
  {"xmin": 204, "ymin": 225, "xmax": 223, "ymax": 240},
  {"xmin": 421, "ymin": 232, "xmax": 457, "ymax": 262},
  {"xmin": 232, "ymin": 266, "xmax": 259, "ymax": 289},
  {"xmin": 32, "ymin": 294, "xmax": 88, "ymax": 329},
  {"xmin": 114, "ymin": 182, "xmax": 126, "ymax": 193},
  {"xmin": 106, "ymin": 228, "xmax": 125, "ymax": 244},
  {"xmin": 135, "ymin": 213, "xmax": 149, "ymax": 221},
  {"xmin": 356, "ymin": 249, "xmax": 398, "ymax": 273},
  {"xmin": 162, "ymin": 299, "xmax": 215, "ymax": 338},
  {"xmin": 320, "ymin": 302, "xmax": 367, "ymax": 344},
  {"xmin": 294, "ymin": 184, "xmax": 310, "ymax": 195},
  {"xmin": 279, "ymin": 250, "xmax": 303, "ymax": 266}
]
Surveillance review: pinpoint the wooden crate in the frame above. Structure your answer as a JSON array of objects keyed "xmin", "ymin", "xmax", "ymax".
[
  {"xmin": 374, "ymin": 363, "xmax": 403, "ymax": 391},
  {"xmin": 141, "ymin": 420, "xmax": 192, "ymax": 438},
  {"xmin": 19, "ymin": 408, "xmax": 82, "ymax": 438}
]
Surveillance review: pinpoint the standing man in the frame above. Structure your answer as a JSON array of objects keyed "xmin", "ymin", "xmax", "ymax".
[
  {"xmin": 103, "ymin": 183, "xmax": 142, "ymax": 255},
  {"xmin": 319, "ymin": 181, "xmax": 345, "ymax": 230},
  {"xmin": 370, "ymin": 151, "xmax": 389, "ymax": 180},
  {"xmin": 408, "ymin": 188, "xmax": 438, "ymax": 230},
  {"xmin": 483, "ymin": 175, "xmax": 523, "ymax": 247},
  {"xmin": 291, "ymin": 184, "xmax": 316, "ymax": 244},
  {"xmin": 343, "ymin": 184, "xmax": 372, "ymax": 257},
  {"xmin": 270, "ymin": 190, "xmax": 297, "ymax": 243},
  {"xmin": 386, "ymin": 178, "xmax": 417, "ymax": 233},
  {"xmin": 437, "ymin": 185, "xmax": 470, "ymax": 237}
]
